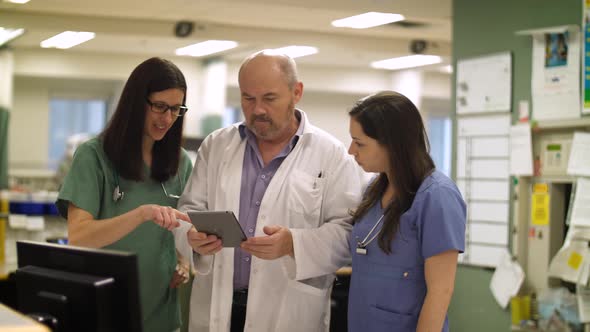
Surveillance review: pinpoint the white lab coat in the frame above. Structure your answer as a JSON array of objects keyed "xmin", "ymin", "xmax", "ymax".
[{"xmin": 178, "ymin": 111, "xmax": 363, "ymax": 332}]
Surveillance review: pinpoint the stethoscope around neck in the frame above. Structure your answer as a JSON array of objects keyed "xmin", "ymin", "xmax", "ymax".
[
  {"xmin": 112, "ymin": 171, "xmax": 182, "ymax": 203},
  {"xmin": 355, "ymin": 213, "xmax": 385, "ymax": 255},
  {"xmin": 112, "ymin": 172, "xmax": 125, "ymax": 202}
]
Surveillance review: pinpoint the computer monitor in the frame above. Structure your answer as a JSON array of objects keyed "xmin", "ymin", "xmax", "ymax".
[{"xmin": 15, "ymin": 240, "xmax": 143, "ymax": 332}]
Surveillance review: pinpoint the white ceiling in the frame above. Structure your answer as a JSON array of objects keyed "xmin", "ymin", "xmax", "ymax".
[{"xmin": 0, "ymin": 0, "xmax": 452, "ymax": 70}]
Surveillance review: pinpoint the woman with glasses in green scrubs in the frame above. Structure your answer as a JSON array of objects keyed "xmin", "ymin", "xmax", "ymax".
[{"xmin": 56, "ymin": 57, "xmax": 194, "ymax": 332}]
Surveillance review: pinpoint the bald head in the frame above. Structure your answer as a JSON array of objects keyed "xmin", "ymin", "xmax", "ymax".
[
  {"xmin": 238, "ymin": 50, "xmax": 299, "ymax": 90},
  {"xmin": 237, "ymin": 50, "xmax": 304, "ymax": 143}
]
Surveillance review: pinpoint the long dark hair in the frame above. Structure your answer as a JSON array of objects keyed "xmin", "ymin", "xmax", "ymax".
[
  {"xmin": 100, "ymin": 57, "xmax": 187, "ymax": 182},
  {"xmin": 349, "ymin": 91, "xmax": 435, "ymax": 254}
]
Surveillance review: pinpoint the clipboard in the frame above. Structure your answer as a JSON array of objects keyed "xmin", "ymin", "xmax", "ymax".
[{"xmin": 187, "ymin": 211, "xmax": 247, "ymax": 247}]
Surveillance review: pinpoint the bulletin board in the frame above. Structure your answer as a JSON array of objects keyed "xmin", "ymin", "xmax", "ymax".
[
  {"xmin": 456, "ymin": 114, "xmax": 512, "ymax": 268},
  {"xmin": 455, "ymin": 52, "xmax": 513, "ymax": 268},
  {"xmin": 456, "ymin": 52, "xmax": 512, "ymax": 114}
]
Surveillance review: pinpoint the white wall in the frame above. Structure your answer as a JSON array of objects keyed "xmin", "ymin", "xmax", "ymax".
[
  {"xmin": 10, "ymin": 77, "xmax": 50, "ymax": 169},
  {"xmin": 227, "ymin": 61, "xmax": 393, "ymax": 95},
  {"xmin": 9, "ymin": 49, "xmax": 202, "ymax": 171},
  {"xmin": 423, "ymin": 71, "xmax": 452, "ymax": 100},
  {"xmin": 13, "ymin": 49, "xmax": 203, "ymax": 137},
  {"xmin": 228, "ymin": 61, "xmax": 451, "ymax": 145},
  {"xmin": 10, "ymin": 77, "xmax": 120, "ymax": 169},
  {"xmin": 298, "ymin": 91, "xmax": 365, "ymax": 146},
  {"xmin": 9, "ymin": 49, "xmax": 451, "ymax": 171},
  {"xmin": 0, "ymin": 50, "xmax": 14, "ymax": 109}
]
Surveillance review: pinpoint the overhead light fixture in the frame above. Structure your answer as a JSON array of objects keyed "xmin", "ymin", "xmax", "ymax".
[
  {"xmin": 40, "ymin": 31, "xmax": 95, "ymax": 49},
  {"xmin": 0, "ymin": 27, "xmax": 25, "ymax": 46},
  {"xmin": 269, "ymin": 45, "xmax": 318, "ymax": 58},
  {"xmin": 371, "ymin": 55, "xmax": 442, "ymax": 70},
  {"xmin": 331, "ymin": 12, "xmax": 404, "ymax": 29},
  {"xmin": 175, "ymin": 40, "xmax": 238, "ymax": 57},
  {"xmin": 3, "ymin": 0, "xmax": 31, "ymax": 4}
]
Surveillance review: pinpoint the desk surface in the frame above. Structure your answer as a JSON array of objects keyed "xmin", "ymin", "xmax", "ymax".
[{"xmin": 0, "ymin": 303, "xmax": 50, "ymax": 332}]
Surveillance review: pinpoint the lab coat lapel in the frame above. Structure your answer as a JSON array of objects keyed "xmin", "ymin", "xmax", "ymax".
[{"xmin": 219, "ymin": 133, "xmax": 245, "ymax": 215}]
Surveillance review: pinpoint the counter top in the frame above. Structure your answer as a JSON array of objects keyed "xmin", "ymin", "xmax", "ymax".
[{"xmin": 0, "ymin": 303, "xmax": 50, "ymax": 332}]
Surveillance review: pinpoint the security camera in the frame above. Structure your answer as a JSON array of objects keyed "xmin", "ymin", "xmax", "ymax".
[
  {"xmin": 175, "ymin": 21, "xmax": 194, "ymax": 38},
  {"xmin": 410, "ymin": 40, "xmax": 428, "ymax": 54}
]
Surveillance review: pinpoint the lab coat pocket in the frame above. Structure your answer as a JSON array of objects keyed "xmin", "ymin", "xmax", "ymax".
[
  {"xmin": 287, "ymin": 169, "xmax": 325, "ymax": 226},
  {"xmin": 369, "ymin": 305, "xmax": 418, "ymax": 331},
  {"xmin": 275, "ymin": 279, "xmax": 329, "ymax": 332}
]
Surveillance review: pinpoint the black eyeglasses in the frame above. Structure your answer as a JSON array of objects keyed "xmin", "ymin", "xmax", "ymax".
[{"xmin": 146, "ymin": 99, "xmax": 188, "ymax": 117}]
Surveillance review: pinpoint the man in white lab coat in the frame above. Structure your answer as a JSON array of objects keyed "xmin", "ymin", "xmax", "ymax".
[{"xmin": 178, "ymin": 50, "xmax": 363, "ymax": 332}]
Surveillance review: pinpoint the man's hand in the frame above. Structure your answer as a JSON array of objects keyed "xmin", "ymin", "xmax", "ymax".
[
  {"xmin": 240, "ymin": 225, "xmax": 294, "ymax": 260},
  {"xmin": 169, "ymin": 262, "xmax": 190, "ymax": 288},
  {"xmin": 187, "ymin": 227, "xmax": 223, "ymax": 255}
]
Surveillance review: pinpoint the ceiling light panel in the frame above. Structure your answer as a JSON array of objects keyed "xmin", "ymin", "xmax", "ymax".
[
  {"xmin": 0, "ymin": 27, "xmax": 25, "ymax": 46},
  {"xmin": 40, "ymin": 31, "xmax": 95, "ymax": 49},
  {"xmin": 371, "ymin": 55, "xmax": 442, "ymax": 70},
  {"xmin": 175, "ymin": 40, "xmax": 238, "ymax": 57},
  {"xmin": 270, "ymin": 46, "xmax": 318, "ymax": 58},
  {"xmin": 3, "ymin": 0, "xmax": 30, "ymax": 4},
  {"xmin": 331, "ymin": 12, "xmax": 404, "ymax": 29}
]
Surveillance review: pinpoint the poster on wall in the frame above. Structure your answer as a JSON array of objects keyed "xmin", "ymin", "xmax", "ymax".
[
  {"xmin": 584, "ymin": 0, "xmax": 590, "ymax": 114},
  {"xmin": 517, "ymin": 25, "xmax": 581, "ymax": 120}
]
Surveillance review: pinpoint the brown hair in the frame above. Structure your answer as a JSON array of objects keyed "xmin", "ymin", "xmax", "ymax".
[
  {"xmin": 349, "ymin": 91, "xmax": 435, "ymax": 253},
  {"xmin": 100, "ymin": 57, "xmax": 187, "ymax": 182}
]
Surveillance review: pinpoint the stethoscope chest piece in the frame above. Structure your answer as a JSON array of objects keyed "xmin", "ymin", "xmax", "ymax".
[
  {"xmin": 355, "ymin": 213, "xmax": 385, "ymax": 256},
  {"xmin": 113, "ymin": 185, "xmax": 124, "ymax": 202},
  {"xmin": 356, "ymin": 246, "xmax": 367, "ymax": 255}
]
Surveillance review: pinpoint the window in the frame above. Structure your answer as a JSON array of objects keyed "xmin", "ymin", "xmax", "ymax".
[
  {"xmin": 48, "ymin": 99, "xmax": 107, "ymax": 170},
  {"xmin": 427, "ymin": 116, "xmax": 451, "ymax": 176}
]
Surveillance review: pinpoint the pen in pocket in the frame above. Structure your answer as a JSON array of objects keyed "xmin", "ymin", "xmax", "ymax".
[{"xmin": 314, "ymin": 171, "xmax": 322, "ymax": 189}]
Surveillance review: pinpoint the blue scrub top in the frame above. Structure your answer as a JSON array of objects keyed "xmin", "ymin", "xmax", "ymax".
[{"xmin": 348, "ymin": 171, "xmax": 466, "ymax": 332}]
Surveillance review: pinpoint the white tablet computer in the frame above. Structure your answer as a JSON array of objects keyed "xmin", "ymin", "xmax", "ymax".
[{"xmin": 187, "ymin": 211, "xmax": 247, "ymax": 247}]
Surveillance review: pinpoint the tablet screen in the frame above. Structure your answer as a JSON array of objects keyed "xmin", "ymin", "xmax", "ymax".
[{"xmin": 187, "ymin": 211, "xmax": 247, "ymax": 247}]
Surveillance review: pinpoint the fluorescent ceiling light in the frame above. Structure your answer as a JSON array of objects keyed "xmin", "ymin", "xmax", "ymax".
[
  {"xmin": 3, "ymin": 0, "xmax": 30, "ymax": 4},
  {"xmin": 40, "ymin": 31, "xmax": 95, "ymax": 49},
  {"xmin": 0, "ymin": 27, "xmax": 24, "ymax": 46},
  {"xmin": 269, "ymin": 45, "xmax": 318, "ymax": 58},
  {"xmin": 175, "ymin": 40, "xmax": 238, "ymax": 57},
  {"xmin": 331, "ymin": 12, "xmax": 404, "ymax": 29},
  {"xmin": 371, "ymin": 55, "xmax": 442, "ymax": 71}
]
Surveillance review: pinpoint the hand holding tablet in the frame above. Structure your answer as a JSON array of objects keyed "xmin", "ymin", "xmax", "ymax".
[{"xmin": 187, "ymin": 211, "xmax": 247, "ymax": 248}]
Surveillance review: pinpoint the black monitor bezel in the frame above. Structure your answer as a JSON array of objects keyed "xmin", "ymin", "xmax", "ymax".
[{"xmin": 16, "ymin": 240, "xmax": 143, "ymax": 332}]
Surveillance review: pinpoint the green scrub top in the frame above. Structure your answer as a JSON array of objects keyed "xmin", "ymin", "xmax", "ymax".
[{"xmin": 56, "ymin": 137, "xmax": 193, "ymax": 332}]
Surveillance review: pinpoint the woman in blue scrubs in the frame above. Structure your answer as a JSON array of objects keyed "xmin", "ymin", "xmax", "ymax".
[{"xmin": 347, "ymin": 91, "xmax": 466, "ymax": 332}]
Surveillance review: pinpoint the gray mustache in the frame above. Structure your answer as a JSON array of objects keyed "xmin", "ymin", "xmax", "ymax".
[{"xmin": 252, "ymin": 116, "xmax": 271, "ymax": 122}]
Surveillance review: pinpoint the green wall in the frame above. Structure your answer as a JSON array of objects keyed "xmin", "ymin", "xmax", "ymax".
[{"xmin": 449, "ymin": 1, "xmax": 581, "ymax": 331}]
